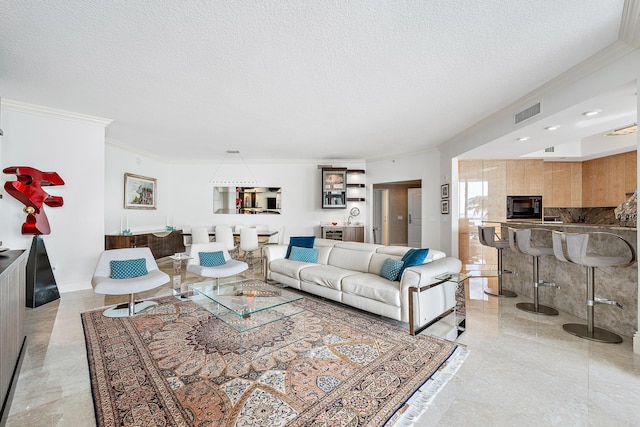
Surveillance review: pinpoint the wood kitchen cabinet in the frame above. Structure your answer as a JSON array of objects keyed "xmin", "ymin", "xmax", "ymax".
[
  {"xmin": 582, "ymin": 151, "xmax": 636, "ymax": 207},
  {"xmin": 506, "ymin": 159, "xmax": 543, "ymax": 196}
]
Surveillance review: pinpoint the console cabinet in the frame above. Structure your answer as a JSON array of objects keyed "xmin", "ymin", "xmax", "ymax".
[
  {"xmin": 321, "ymin": 225, "xmax": 365, "ymax": 242},
  {"xmin": 105, "ymin": 230, "xmax": 185, "ymax": 259},
  {"xmin": 1, "ymin": 250, "xmax": 28, "ymax": 425}
]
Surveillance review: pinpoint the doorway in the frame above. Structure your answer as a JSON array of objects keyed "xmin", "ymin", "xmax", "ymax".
[
  {"xmin": 373, "ymin": 180, "xmax": 422, "ymax": 246},
  {"xmin": 373, "ymin": 189, "xmax": 389, "ymax": 244},
  {"xmin": 407, "ymin": 188, "xmax": 422, "ymax": 247}
]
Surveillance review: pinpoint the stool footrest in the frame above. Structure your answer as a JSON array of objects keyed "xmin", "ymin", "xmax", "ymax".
[{"xmin": 593, "ymin": 297, "xmax": 623, "ymax": 309}]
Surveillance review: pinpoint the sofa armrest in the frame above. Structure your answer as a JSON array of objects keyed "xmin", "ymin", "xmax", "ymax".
[
  {"xmin": 399, "ymin": 257, "xmax": 462, "ymax": 325},
  {"xmin": 263, "ymin": 244, "xmax": 289, "ymax": 280}
]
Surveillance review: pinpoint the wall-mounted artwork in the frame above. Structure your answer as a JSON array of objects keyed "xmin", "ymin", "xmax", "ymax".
[
  {"xmin": 441, "ymin": 199, "xmax": 449, "ymax": 215},
  {"xmin": 124, "ymin": 173, "xmax": 156, "ymax": 209},
  {"xmin": 440, "ymin": 184, "xmax": 449, "ymax": 199}
]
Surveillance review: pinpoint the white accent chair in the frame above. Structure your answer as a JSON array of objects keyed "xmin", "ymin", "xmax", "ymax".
[
  {"xmin": 215, "ymin": 225, "xmax": 238, "ymax": 259},
  {"xmin": 91, "ymin": 247, "xmax": 170, "ymax": 317},
  {"xmin": 240, "ymin": 227, "xmax": 260, "ymax": 266},
  {"xmin": 187, "ymin": 242, "xmax": 249, "ymax": 286},
  {"xmin": 191, "ymin": 226, "xmax": 211, "ymax": 244}
]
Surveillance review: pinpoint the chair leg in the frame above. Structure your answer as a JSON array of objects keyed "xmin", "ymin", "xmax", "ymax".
[
  {"xmin": 516, "ymin": 256, "xmax": 558, "ymax": 315},
  {"xmin": 102, "ymin": 294, "xmax": 158, "ymax": 318},
  {"xmin": 562, "ymin": 266, "xmax": 623, "ymax": 343},
  {"xmin": 484, "ymin": 248, "xmax": 517, "ymax": 298},
  {"xmin": 128, "ymin": 293, "xmax": 135, "ymax": 316}
]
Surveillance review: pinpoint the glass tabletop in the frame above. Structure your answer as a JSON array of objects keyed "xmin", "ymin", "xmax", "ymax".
[
  {"xmin": 434, "ymin": 272, "xmax": 470, "ymax": 283},
  {"xmin": 188, "ymin": 280, "xmax": 304, "ymax": 332}
]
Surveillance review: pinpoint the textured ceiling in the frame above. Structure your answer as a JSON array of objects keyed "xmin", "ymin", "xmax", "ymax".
[{"xmin": 0, "ymin": 0, "xmax": 628, "ymax": 161}]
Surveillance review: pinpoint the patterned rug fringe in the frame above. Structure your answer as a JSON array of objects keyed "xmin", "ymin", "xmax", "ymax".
[{"xmin": 391, "ymin": 346, "xmax": 469, "ymax": 426}]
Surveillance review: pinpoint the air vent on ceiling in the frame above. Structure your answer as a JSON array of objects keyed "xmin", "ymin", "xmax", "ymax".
[
  {"xmin": 544, "ymin": 147, "xmax": 555, "ymax": 153},
  {"xmin": 515, "ymin": 102, "xmax": 541, "ymax": 124}
]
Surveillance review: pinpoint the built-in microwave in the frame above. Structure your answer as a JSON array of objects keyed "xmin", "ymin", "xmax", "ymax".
[{"xmin": 506, "ymin": 195, "xmax": 542, "ymax": 220}]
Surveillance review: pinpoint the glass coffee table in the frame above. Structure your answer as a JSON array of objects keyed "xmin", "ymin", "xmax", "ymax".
[{"xmin": 188, "ymin": 279, "xmax": 304, "ymax": 333}]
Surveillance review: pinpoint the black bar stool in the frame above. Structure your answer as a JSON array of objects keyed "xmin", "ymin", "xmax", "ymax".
[
  {"xmin": 552, "ymin": 231, "xmax": 635, "ymax": 343},
  {"xmin": 509, "ymin": 228, "xmax": 559, "ymax": 315},
  {"xmin": 478, "ymin": 225, "xmax": 516, "ymax": 298}
]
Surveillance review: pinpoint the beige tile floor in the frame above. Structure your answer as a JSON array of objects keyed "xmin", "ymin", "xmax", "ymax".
[{"xmin": 6, "ymin": 262, "xmax": 640, "ymax": 426}]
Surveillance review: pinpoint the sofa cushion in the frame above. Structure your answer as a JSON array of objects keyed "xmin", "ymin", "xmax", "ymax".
[
  {"xmin": 289, "ymin": 246, "xmax": 319, "ymax": 263},
  {"xmin": 327, "ymin": 247, "xmax": 374, "ymax": 273},
  {"xmin": 299, "ymin": 265, "xmax": 356, "ymax": 291},
  {"xmin": 286, "ymin": 236, "xmax": 315, "ymax": 258},
  {"xmin": 380, "ymin": 258, "xmax": 404, "ymax": 281},
  {"xmin": 342, "ymin": 273, "xmax": 401, "ymax": 306},
  {"xmin": 376, "ymin": 246, "xmax": 412, "ymax": 257},
  {"xmin": 270, "ymin": 258, "xmax": 316, "ymax": 280}
]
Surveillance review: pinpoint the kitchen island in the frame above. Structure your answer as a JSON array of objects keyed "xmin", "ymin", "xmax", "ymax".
[{"xmin": 497, "ymin": 221, "xmax": 637, "ymax": 341}]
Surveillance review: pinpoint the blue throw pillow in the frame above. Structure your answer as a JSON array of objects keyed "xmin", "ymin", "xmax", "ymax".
[
  {"xmin": 398, "ymin": 248, "xmax": 429, "ymax": 279},
  {"xmin": 199, "ymin": 251, "xmax": 226, "ymax": 267},
  {"xmin": 380, "ymin": 258, "xmax": 404, "ymax": 281},
  {"xmin": 286, "ymin": 236, "xmax": 316, "ymax": 258},
  {"xmin": 289, "ymin": 246, "xmax": 319, "ymax": 263},
  {"xmin": 110, "ymin": 258, "xmax": 148, "ymax": 279}
]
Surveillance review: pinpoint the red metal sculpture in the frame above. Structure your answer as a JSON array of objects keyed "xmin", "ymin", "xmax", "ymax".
[{"xmin": 3, "ymin": 166, "xmax": 65, "ymax": 235}]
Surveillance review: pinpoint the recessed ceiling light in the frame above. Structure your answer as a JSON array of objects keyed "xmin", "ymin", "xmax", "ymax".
[
  {"xmin": 516, "ymin": 137, "xmax": 530, "ymax": 142},
  {"xmin": 605, "ymin": 123, "xmax": 637, "ymax": 136},
  {"xmin": 582, "ymin": 111, "xmax": 599, "ymax": 116},
  {"xmin": 545, "ymin": 125, "xmax": 560, "ymax": 131}
]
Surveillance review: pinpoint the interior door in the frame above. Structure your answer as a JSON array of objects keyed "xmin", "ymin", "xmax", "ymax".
[
  {"xmin": 407, "ymin": 188, "xmax": 422, "ymax": 247},
  {"xmin": 373, "ymin": 189, "xmax": 389, "ymax": 245}
]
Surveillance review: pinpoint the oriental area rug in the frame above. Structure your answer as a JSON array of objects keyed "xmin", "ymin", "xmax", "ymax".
[{"xmin": 82, "ymin": 291, "xmax": 468, "ymax": 426}]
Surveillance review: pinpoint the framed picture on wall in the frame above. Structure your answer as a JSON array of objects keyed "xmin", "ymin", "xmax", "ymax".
[
  {"xmin": 124, "ymin": 173, "xmax": 157, "ymax": 209},
  {"xmin": 440, "ymin": 183, "xmax": 449, "ymax": 199},
  {"xmin": 441, "ymin": 199, "xmax": 449, "ymax": 215}
]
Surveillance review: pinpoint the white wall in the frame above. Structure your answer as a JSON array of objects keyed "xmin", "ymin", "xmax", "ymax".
[
  {"xmin": 366, "ymin": 149, "xmax": 441, "ymax": 248},
  {"xmin": 0, "ymin": 104, "xmax": 109, "ymax": 292},
  {"xmin": 104, "ymin": 143, "xmax": 172, "ymax": 234}
]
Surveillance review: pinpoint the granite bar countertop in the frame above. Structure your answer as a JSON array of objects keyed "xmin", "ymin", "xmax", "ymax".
[{"xmin": 493, "ymin": 220, "xmax": 636, "ymax": 232}]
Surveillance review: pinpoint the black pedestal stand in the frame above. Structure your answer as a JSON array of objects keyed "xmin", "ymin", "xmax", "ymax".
[{"xmin": 26, "ymin": 235, "xmax": 60, "ymax": 308}]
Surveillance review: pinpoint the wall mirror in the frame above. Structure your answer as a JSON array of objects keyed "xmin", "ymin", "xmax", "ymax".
[{"xmin": 213, "ymin": 187, "xmax": 282, "ymax": 214}]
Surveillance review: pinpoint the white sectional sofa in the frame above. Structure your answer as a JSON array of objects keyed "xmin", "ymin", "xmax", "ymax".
[{"xmin": 263, "ymin": 239, "xmax": 462, "ymax": 332}]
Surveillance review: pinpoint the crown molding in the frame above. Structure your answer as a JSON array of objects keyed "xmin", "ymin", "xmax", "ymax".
[
  {"xmin": 620, "ymin": 0, "xmax": 640, "ymax": 48},
  {"xmin": 0, "ymin": 99, "xmax": 112, "ymax": 127},
  {"xmin": 105, "ymin": 138, "xmax": 168, "ymax": 162}
]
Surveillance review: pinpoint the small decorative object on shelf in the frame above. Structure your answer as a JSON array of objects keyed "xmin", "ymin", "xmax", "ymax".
[{"xmin": 614, "ymin": 191, "xmax": 637, "ymax": 227}]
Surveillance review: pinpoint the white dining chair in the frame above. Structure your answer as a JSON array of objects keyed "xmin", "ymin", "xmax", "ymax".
[
  {"xmin": 191, "ymin": 226, "xmax": 211, "ymax": 244},
  {"xmin": 240, "ymin": 227, "xmax": 260, "ymax": 266},
  {"xmin": 215, "ymin": 225, "xmax": 238, "ymax": 259}
]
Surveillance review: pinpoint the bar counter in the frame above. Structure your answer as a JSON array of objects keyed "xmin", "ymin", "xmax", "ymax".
[{"xmin": 497, "ymin": 221, "xmax": 637, "ymax": 340}]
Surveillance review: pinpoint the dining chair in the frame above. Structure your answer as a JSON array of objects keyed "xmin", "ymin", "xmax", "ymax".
[
  {"xmin": 215, "ymin": 225, "xmax": 238, "ymax": 259},
  {"xmin": 191, "ymin": 226, "xmax": 211, "ymax": 244},
  {"xmin": 240, "ymin": 227, "xmax": 260, "ymax": 266}
]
